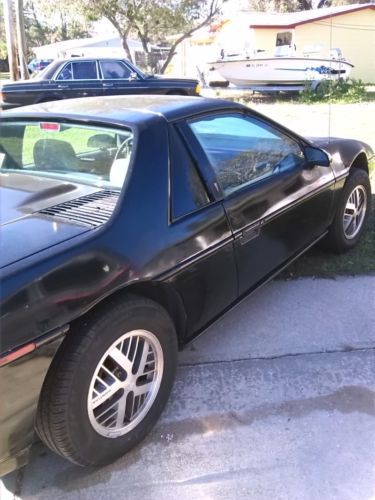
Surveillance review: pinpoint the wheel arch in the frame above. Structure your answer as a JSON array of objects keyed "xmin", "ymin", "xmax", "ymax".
[
  {"xmin": 68, "ymin": 280, "xmax": 187, "ymax": 347},
  {"xmin": 350, "ymin": 151, "xmax": 369, "ymax": 175}
]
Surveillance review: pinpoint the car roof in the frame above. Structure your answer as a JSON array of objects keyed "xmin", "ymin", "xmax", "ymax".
[{"xmin": 2, "ymin": 95, "xmax": 245, "ymax": 125}]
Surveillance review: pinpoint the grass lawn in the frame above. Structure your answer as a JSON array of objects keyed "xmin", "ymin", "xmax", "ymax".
[{"xmin": 0, "ymin": 72, "xmax": 10, "ymax": 81}]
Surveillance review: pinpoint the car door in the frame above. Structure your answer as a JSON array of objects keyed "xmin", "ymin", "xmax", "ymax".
[
  {"xmin": 181, "ymin": 111, "xmax": 335, "ymax": 296},
  {"xmin": 98, "ymin": 60, "xmax": 146, "ymax": 96},
  {"xmin": 53, "ymin": 60, "xmax": 102, "ymax": 99},
  {"xmin": 165, "ymin": 126, "xmax": 238, "ymax": 339}
]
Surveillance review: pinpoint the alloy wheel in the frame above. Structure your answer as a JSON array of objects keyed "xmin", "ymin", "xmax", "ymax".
[
  {"xmin": 343, "ymin": 185, "xmax": 367, "ymax": 239},
  {"xmin": 88, "ymin": 329, "xmax": 164, "ymax": 438}
]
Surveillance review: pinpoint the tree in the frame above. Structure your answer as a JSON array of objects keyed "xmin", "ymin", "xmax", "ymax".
[
  {"xmin": 24, "ymin": 0, "xmax": 90, "ymax": 55},
  {"xmin": 76, "ymin": 0, "xmax": 224, "ymax": 73}
]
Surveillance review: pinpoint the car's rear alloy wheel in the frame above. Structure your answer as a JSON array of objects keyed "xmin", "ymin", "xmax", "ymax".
[
  {"xmin": 326, "ymin": 168, "xmax": 371, "ymax": 253},
  {"xmin": 35, "ymin": 296, "xmax": 177, "ymax": 466},
  {"xmin": 88, "ymin": 329, "xmax": 164, "ymax": 438}
]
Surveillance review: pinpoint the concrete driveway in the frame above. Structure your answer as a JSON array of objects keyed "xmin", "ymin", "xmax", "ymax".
[{"xmin": 2, "ymin": 276, "xmax": 375, "ymax": 500}]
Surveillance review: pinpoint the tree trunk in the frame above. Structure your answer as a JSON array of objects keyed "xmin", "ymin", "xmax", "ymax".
[
  {"xmin": 106, "ymin": 16, "xmax": 133, "ymax": 63},
  {"xmin": 122, "ymin": 36, "xmax": 133, "ymax": 63},
  {"xmin": 3, "ymin": 0, "xmax": 19, "ymax": 80},
  {"xmin": 15, "ymin": 0, "xmax": 29, "ymax": 79}
]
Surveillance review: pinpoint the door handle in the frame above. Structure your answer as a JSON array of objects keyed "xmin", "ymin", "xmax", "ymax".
[
  {"xmin": 103, "ymin": 83, "xmax": 114, "ymax": 88},
  {"xmin": 57, "ymin": 84, "xmax": 69, "ymax": 89},
  {"xmin": 239, "ymin": 223, "xmax": 261, "ymax": 245}
]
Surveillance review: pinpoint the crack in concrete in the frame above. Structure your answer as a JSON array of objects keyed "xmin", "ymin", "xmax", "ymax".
[{"xmin": 179, "ymin": 345, "xmax": 375, "ymax": 368}]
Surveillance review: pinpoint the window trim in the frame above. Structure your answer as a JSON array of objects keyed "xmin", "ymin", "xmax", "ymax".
[{"xmin": 180, "ymin": 109, "xmax": 306, "ymax": 200}]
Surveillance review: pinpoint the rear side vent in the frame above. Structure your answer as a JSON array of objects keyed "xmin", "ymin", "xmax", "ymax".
[{"xmin": 39, "ymin": 190, "xmax": 120, "ymax": 227}]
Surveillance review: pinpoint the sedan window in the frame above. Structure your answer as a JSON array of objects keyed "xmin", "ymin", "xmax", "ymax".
[
  {"xmin": 57, "ymin": 61, "xmax": 98, "ymax": 80},
  {"xmin": 72, "ymin": 61, "xmax": 98, "ymax": 80},
  {"xmin": 188, "ymin": 113, "xmax": 304, "ymax": 196},
  {"xmin": 57, "ymin": 63, "xmax": 73, "ymax": 81},
  {"xmin": 100, "ymin": 61, "xmax": 132, "ymax": 79}
]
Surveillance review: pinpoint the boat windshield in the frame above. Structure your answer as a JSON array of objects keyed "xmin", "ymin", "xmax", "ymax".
[{"xmin": 276, "ymin": 32, "xmax": 293, "ymax": 46}]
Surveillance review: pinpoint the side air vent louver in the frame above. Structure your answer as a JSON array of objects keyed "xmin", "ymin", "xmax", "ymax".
[{"xmin": 39, "ymin": 190, "xmax": 120, "ymax": 227}]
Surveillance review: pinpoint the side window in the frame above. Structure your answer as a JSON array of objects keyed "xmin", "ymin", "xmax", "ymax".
[
  {"xmin": 188, "ymin": 113, "xmax": 304, "ymax": 196},
  {"xmin": 57, "ymin": 63, "xmax": 73, "ymax": 81},
  {"xmin": 71, "ymin": 61, "xmax": 98, "ymax": 80},
  {"xmin": 100, "ymin": 61, "xmax": 132, "ymax": 79},
  {"xmin": 170, "ymin": 128, "xmax": 210, "ymax": 220}
]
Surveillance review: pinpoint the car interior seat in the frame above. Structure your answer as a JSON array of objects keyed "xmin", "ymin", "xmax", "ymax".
[{"xmin": 33, "ymin": 139, "xmax": 78, "ymax": 171}]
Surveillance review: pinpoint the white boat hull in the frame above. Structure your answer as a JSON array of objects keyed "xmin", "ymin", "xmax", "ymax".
[{"xmin": 209, "ymin": 57, "xmax": 354, "ymax": 86}]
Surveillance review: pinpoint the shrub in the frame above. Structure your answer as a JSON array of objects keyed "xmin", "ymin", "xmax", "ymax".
[{"xmin": 299, "ymin": 79, "xmax": 367, "ymax": 104}]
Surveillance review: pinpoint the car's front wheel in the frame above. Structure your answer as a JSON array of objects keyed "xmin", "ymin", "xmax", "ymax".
[
  {"xmin": 36, "ymin": 296, "xmax": 177, "ymax": 466},
  {"xmin": 326, "ymin": 168, "xmax": 371, "ymax": 253}
]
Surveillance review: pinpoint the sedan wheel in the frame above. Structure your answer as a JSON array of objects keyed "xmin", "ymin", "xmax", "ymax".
[{"xmin": 36, "ymin": 296, "xmax": 177, "ymax": 466}]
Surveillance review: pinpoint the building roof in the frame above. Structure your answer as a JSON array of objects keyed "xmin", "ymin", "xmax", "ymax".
[
  {"xmin": 32, "ymin": 37, "xmax": 144, "ymax": 57},
  {"xmin": 246, "ymin": 3, "xmax": 375, "ymax": 29}
]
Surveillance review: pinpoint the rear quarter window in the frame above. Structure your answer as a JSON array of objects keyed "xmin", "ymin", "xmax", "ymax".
[{"xmin": 169, "ymin": 127, "xmax": 210, "ymax": 220}]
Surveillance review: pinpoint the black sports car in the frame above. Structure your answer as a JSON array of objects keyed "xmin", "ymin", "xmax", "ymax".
[
  {"xmin": 0, "ymin": 57, "xmax": 201, "ymax": 109},
  {"xmin": 0, "ymin": 95, "xmax": 373, "ymax": 476}
]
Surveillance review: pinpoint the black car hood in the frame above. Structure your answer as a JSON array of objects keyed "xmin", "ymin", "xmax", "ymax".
[{"xmin": 0, "ymin": 173, "xmax": 101, "ymax": 268}]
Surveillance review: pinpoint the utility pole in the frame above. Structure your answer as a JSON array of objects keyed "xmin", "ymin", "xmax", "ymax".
[
  {"xmin": 3, "ymin": 0, "xmax": 19, "ymax": 80},
  {"xmin": 15, "ymin": 0, "xmax": 29, "ymax": 79}
]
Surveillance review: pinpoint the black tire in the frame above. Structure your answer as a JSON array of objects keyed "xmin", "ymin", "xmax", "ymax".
[
  {"xmin": 35, "ymin": 295, "xmax": 177, "ymax": 466},
  {"xmin": 325, "ymin": 168, "xmax": 371, "ymax": 253}
]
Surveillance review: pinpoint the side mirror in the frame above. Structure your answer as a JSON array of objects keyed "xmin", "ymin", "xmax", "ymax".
[
  {"xmin": 129, "ymin": 72, "xmax": 138, "ymax": 81},
  {"xmin": 304, "ymin": 146, "xmax": 331, "ymax": 167}
]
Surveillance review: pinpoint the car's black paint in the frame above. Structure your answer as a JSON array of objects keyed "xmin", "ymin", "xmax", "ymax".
[
  {"xmin": 0, "ymin": 57, "xmax": 200, "ymax": 109},
  {"xmin": 0, "ymin": 95, "xmax": 373, "ymax": 475}
]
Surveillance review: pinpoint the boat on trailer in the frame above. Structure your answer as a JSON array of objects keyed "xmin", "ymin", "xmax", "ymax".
[{"xmin": 208, "ymin": 31, "xmax": 354, "ymax": 87}]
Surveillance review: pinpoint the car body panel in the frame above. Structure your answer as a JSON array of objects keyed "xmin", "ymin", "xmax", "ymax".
[
  {"xmin": 0, "ymin": 96, "xmax": 373, "ymax": 476},
  {"xmin": 0, "ymin": 336, "xmax": 64, "ymax": 477}
]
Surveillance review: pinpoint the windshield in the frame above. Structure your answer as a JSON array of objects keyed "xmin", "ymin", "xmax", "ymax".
[{"xmin": 0, "ymin": 120, "xmax": 134, "ymax": 189}]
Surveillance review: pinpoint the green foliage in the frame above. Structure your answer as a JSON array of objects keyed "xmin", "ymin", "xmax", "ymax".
[
  {"xmin": 73, "ymin": 0, "xmax": 223, "ymax": 72},
  {"xmin": 299, "ymin": 79, "xmax": 368, "ymax": 104},
  {"xmin": 23, "ymin": 0, "xmax": 90, "ymax": 57}
]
